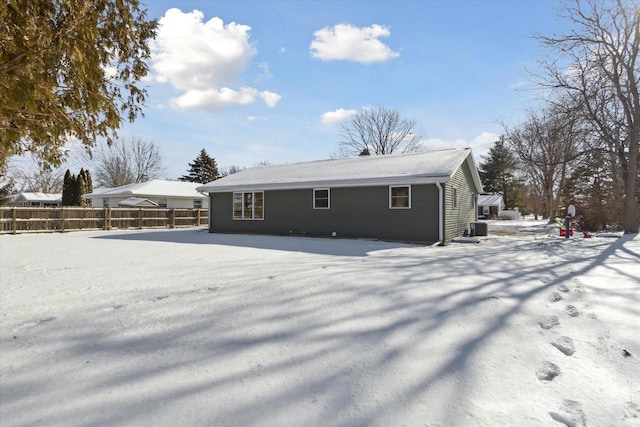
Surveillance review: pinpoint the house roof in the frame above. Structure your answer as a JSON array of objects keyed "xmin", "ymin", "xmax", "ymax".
[
  {"xmin": 13, "ymin": 192, "xmax": 62, "ymax": 202},
  {"xmin": 117, "ymin": 197, "xmax": 160, "ymax": 207},
  {"xmin": 198, "ymin": 148, "xmax": 483, "ymax": 193},
  {"xmin": 85, "ymin": 180, "xmax": 208, "ymax": 200},
  {"xmin": 478, "ymin": 194, "xmax": 505, "ymax": 207}
]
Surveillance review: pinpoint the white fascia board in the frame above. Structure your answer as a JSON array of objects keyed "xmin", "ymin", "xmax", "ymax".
[{"xmin": 202, "ymin": 175, "xmax": 450, "ymax": 193}]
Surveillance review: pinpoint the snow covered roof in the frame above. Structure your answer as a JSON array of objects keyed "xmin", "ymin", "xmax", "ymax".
[
  {"xmin": 478, "ymin": 194, "xmax": 505, "ymax": 207},
  {"xmin": 13, "ymin": 192, "xmax": 62, "ymax": 202},
  {"xmin": 85, "ymin": 180, "xmax": 208, "ymax": 200},
  {"xmin": 198, "ymin": 148, "xmax": 483, "ymax": 193},
  {"xmin": 117, "ymin": 197, "xmax": 160, "ymax": 207}
]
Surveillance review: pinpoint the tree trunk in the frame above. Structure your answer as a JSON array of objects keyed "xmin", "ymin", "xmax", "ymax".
[{"xmin": 623, "ymin": 137, "xmax": 639, "ymax": 233}]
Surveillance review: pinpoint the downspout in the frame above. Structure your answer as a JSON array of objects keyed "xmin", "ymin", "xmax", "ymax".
[{"xmin": 434, "ymin": 182, "xmax": 444, "ymax": 246}]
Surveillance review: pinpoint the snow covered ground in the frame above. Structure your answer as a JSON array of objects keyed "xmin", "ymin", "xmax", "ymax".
[{"xmin": 1, "ymin": 221, "xmax": 638, "ymax": 426}]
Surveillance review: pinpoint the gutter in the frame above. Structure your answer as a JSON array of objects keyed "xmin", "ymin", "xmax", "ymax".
[{"xmin": 435, "ymin": 181, "xmax": 444, "ymax": 245}]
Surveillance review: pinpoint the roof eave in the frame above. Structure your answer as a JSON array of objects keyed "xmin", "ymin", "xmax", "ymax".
[{"xmin": 199, "ymin": 175, "xmax": 450, "ymax": 193}]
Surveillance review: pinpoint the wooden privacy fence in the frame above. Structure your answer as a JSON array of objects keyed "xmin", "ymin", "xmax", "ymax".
[{"xmin": 0, "ymin": 207, "xmax": 208, "ymax": 234}]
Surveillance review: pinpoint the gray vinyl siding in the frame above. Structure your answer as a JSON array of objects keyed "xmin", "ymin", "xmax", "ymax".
[
  {"xmin": 443, "ymin": 162, "xmax": 477, "ymax": 243},
  {"xmin": 209, "ymin": 184, "xmax": 440, "ymax": 243}
]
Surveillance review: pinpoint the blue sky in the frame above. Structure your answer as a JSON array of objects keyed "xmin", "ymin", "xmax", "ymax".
[{"xmin": 116, "ymin": 0, "xmax": 564, "ymax": 179}]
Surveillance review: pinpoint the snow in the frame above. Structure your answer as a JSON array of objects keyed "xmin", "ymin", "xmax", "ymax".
[
  {"xmin": 1, "ymin": 222, "xmax": 639, "ymax": 426},
  {"xmin": 197, "ymin": 148, "xmax": 479, "ymax": 192},
  {"xmin": 85, "ymin": 179, "xmax": 207, "ymax": 200}
]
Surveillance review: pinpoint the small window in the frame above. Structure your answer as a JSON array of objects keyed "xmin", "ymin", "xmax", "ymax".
[
  {"xmin": 313, "ymin": 188, "xmax": 330, "ymax": 209},
  {"xmin": 452, "ymin": 188, "xmax": 458, "ymax": 208},
  {"xmin": 194, "ymin": 199, "xmax": 203, "ymax": 209},
  {"xmin": 233, "ymin": 191, "xmax": 264, "ymax": 220},
  {"xmin": 390, "ymin": 185, "xmax": 411, "ymax": 209},
  {"xmin": 102, "ymin": 198, "xmax": 109, "ymax": 207},
  {"xmin": 158, "ymin": 199, "xmax": 167, "ymax": 208}
]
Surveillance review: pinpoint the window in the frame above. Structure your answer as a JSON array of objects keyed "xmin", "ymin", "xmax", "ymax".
[
  {"xmin": 102, "ymin": 198, "xmax": 109, "ymax": 207},
  {"xmin": 158, "ymin": 199, "xmax": 167, "ymax": 208},
  {"xmin": 233, "ymin": 191, "xmax": 264, "ymax": 220},
  {"xmin": 313, "ymin": 188, "xmax": 330, "ymax": 209},
  {"xmin": 452, "ymin": 188, "xmax": 458, "ymax": 208},
  {"xmin": 194, "ymin": 199, "xmax": 203, "ymax": 209},
  {"xmin": 390, "ymin": 185, "xmax": 411, "ymax": 209}
]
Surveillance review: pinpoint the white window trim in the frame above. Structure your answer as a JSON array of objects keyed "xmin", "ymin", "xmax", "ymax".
[
  {"xmin": 313, "ymin": 188, "xmax": 330, "ymax": 209},
  {"xmin": 232, "ymin": 191, "xmax": 264, "ymax": 220},
  {"xmin": 389, "ymin": 185, "xmax": 411, "ymax": 209}
]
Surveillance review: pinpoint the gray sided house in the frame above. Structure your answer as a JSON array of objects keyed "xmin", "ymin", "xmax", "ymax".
[{"xmin": 198, "ymin": 149, "xmax": 483, "ymax": 244}]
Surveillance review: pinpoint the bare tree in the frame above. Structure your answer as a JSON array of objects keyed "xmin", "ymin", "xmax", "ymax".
[
  {"xmin": 220, "ymin": 165, "xmax": 245, "ymax": 177},
  {"xmin": 535, "ymin": 0, "xmax": 639, "ymax": 233},
  {"xmin": 504, "ymin": 103, "xmax": 583, "ymax": 220},
  {"xmin": 6, "ymin": 158, "xmax": 64, "ymax": 193},
  {"xmin": 90, "ymin": 137, "xmax": 165, "ymax": 187},
  {"xmin": 337, "ymin": 106, "xmax": 422, "ymax": 157}
]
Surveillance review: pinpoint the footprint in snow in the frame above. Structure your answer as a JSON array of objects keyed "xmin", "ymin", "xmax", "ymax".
[
  {"xmin": 551, "ymin": 336, "xmax": 575, "ymax": 356},
  {"xmin": 150, "ymin": 295, "xmax": 169, "ymax": 302},
  {"xmin": 549, "ymin": 399, "xmax": 586, "ymax": 426},
  {"xmin": 539, "ymin": 316, "xmax": 559, "ymax": 329},
  {"xmin": 565, "ymin": 305, "xmax": 580, "ymax": 317},
  {"xmin": 19, "ymin": 317, "xmax": 56, "ymax": 329},
  {"xmin": 536, "ymin": 361, "xmax": 561, "ymax": 382},
  {"xmin": 547, "ymin": 292, "xmax": 563, "ymax": 302},
  {"xmin": 557, "ymin": 284, "xmax": 570, "ymax": 293}
]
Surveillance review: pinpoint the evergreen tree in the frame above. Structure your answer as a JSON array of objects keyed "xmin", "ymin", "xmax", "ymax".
[
  {"xmin": 62, "ymin": 169, "xmax": 75, "ymax": 206},
  {"xmin": 74, "ymin": 173, "xmax": 85, "ymax": 206},
  {"xmin": 179, "ymin": 149, "xmax": 220, "ymax": 184},
  {"xmin": 479, "ymin": 137, "xmax": 522, "ymax": 209},
  {"xmin": 62, "ymin": 169, "xmax": 93, "ymax": 206}
]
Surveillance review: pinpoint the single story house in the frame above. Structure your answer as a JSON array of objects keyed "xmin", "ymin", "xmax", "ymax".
[
  {"xmin": 477, "ymin": 194, "xmax": 505, "ymax": 219},
  {"xmin": 8, "ymin": 192, "xmax": 62, "ymax": 207},
  {"xmin": 84, "ymin": 180, "xmax": 208, "ymax": 209},
  {"xmin": 197, "ymin": 148, "xmax": 483, "ymax": 244}
]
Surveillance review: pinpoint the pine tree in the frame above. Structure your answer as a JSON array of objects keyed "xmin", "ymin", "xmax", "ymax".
[
  {"xmin": 74, "ymin": 173, "xmax": 85, "ymax": 206},
  {"xmin": 479, "ymin": 137, "xmax": 522, "ymax": 209},
  {"xmin": 179, "ymin": 149, "xmax": 220, "ymax": 184},
  {"xmin": 62, "ymin": 169, "xmax": 75, "ymax": 206}
]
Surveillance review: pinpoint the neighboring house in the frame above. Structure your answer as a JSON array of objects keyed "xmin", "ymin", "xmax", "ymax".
[
  {"xmin": 198, "ymin": 148, "xmax": 483, "ymax": 244},
  {"xmin": 84, "ymin": 180, "xmax": 208, "ymax": 209},
  {"xmin": 8, "ymin": 192, "xmax": 62, "ymax": 207},
  {"xmin": 477, "ymin": 194, "xmax": 505, "ymax": 219}
]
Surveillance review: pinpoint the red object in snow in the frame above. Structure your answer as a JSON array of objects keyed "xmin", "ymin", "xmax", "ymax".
[
  {"xmin": 559, "ymin": 228, "xmax": 574, "ymax": 237},
  {"xmin": 583, "ymin": 230, "xmax": 593, "ymax": 238}
]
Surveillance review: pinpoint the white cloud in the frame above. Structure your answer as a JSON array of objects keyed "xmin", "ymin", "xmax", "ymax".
[
  {"xmin": 420, "ymin": 132, "xmax": 500, "ymax": 162},
  {"xmin": 152, "ymin": 8, "xmax": 281, "ymax": 110},
  {"xmin": 310, "ymin": 23, "xmax": 400, "ymax": 64},
  {"xmin": 259, "ymin": 91, "xmax": 282, "ymax": 108},
  {"xmin": 321, "ymin": 108, "xmax": 358, "ymax": 124}
]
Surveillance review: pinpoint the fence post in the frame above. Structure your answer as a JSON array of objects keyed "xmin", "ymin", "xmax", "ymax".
[
  {"xmin": 107, "ymin": 207, "xmax": 112, "ymax": 230},
  {"xmin": 170, "ymin": 208, "xmax": 175, "ymax": 229},
  {"xmin": 196, "ymin": 208, "xmax": 201, "ymax": 226},
  {"xmin": 61, "ymin": 207, "xmax": 65, "ymax": 232},
  {"xmin": 11, "ymin": 207, "xmax": 17, "ymax": 235}
]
